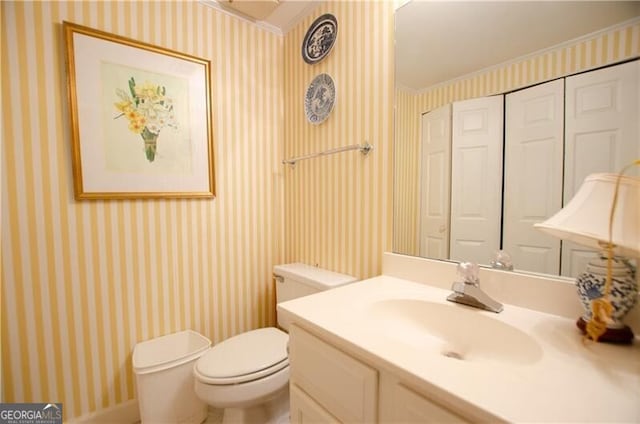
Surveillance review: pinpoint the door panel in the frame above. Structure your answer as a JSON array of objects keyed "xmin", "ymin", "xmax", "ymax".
[
  {"xmin": 420, "ymin": 105, "xmax": 452, "ymax": 259},
  {"xmin": 450, "ymin": 96, "xmax": 503, "ymax": 265},
  {"xmin": 504, "ymin": 79, "xmax": 564, "ymax": 274}
]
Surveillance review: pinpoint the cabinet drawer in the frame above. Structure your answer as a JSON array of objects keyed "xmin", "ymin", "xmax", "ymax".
[
  {"xmin": 290, "ymin": 383, "xmax": 340, "ymax": 424},
  {"xmin": 289, "ymin": 325, "xmax": 378, "ymax": 423}
]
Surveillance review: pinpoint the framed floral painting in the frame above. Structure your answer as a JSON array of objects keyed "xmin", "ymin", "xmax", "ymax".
[{"xmin": 63, "ymin": 22, "xmax": 215, "ymax": 199}]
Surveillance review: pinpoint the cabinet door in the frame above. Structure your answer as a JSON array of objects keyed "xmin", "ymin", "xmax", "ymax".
[
  {"xmin": 420, "ymin": 104, "xmax": 452, "ymax": 260},
  {"xmin": 563, "ymin": 60, "xmax": 640, "ymax": 277},
  {"xmin": 450, "ymin": 96, "xmax": 504, "ymax": 265},
  {"xmin": 504, "ymin": 79, "xmax": 564, "ymax": 275},
  {"xmin": 382, "ymin": 381, "xmax": 468, "ymax": 423},
  {"xmin": 289, "ymin": 325, "xmax": 378, "ymax": 423},
  {"xmin": 290, "ymin": 383, "xmax": 340, "ymax": 424}
]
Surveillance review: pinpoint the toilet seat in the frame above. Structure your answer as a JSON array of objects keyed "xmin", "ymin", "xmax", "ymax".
[{"xmin": 195, "ymin": 327, "xmax": 289, "ymax": 385}]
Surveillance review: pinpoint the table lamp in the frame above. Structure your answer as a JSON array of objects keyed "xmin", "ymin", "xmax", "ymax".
[{"xmin": 534, "ymin": 169, "xmax": 640, "ymax": 344}]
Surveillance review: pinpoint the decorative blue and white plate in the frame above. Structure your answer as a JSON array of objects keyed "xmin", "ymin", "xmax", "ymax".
[
  {"xmin": 305, "ymin": 73, "xmax": 336, "ymax": 125},
  {"xmin": 301, "ymin": 14, "xmax": 338, "ymax": 65}
]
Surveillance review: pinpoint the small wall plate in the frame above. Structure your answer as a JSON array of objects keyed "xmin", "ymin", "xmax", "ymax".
[
  {"xmin": 304, "ymin": 73, "xmax": 336, "ymax": 125},
  {"xmin": 301, "ymin": 14, "xmax": 338, "ymax": 65}
]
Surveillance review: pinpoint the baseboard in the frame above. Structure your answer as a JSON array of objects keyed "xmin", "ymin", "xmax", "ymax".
[{"xmin": 68, "ymin": 399, "xmax": 140, "ymax": 424}]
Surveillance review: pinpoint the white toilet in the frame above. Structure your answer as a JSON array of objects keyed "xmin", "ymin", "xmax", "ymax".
[{"xmin": 193, "ymin": 263, "xmax": 357, "ymax": 424}]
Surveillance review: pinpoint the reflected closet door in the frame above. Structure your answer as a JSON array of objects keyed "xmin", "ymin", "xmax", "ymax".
[
  {"xmin": 563, "ymin": 60, "xmax": 640, "ymax": 277},
  {"xmin": 504, "ymin": 79, "xmax": 564, "ymax": 275},
  {"xmin": 419, "ymin": 104, "xmax": 452, "ymax": 260},
  {"xmin": 450, "ymin": 96, "xmax": 503, "ymax": 265}
]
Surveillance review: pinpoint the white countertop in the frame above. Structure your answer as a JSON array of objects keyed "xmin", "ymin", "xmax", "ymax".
[{"xmin": 278, "ymin": 275, "xmax": 640, "ymax": 423}]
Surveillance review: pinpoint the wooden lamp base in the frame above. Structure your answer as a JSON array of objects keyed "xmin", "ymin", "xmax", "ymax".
[{"xmin": 576, "ymin": 317, "xmax": 635, "ymax": 344}]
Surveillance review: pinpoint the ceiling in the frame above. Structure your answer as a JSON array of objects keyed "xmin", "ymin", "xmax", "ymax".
[
  {"xmin": 201, "ymin": 0, "xmax": 319, "ymax": 34},
  {"xmin": 396, "ymin": 1, "xmax": 640, "ymax": 91}
]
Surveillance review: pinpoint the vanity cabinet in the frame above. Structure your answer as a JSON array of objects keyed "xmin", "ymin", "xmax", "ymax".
[
  {"xmin": 288, "ymin": 324, "xmax": 377, "ymax": 423},
  {"xmin": 288, "ymin": 324, "xmax": 470, "ymax": 423}
]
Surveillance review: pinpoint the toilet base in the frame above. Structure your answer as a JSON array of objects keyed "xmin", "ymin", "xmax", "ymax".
[{"xmin": 222, "ymin": 386, "xmax": 289, "ymax": 424}]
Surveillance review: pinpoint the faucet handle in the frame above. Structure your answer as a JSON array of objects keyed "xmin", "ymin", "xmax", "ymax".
[
  {"xmin": 490, "ymin": 250, "xmax": 514, "ymax": 271},
  {"xmin": 457, "ymin": 262, "xmax": 480, "ymax": 285}
]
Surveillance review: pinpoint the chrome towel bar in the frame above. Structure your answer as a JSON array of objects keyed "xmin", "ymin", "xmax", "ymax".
[{"xmin": 282, "ymin": 142, "xmax": 373, "ymax": 168}]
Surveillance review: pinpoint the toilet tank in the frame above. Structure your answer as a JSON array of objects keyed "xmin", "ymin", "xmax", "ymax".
[{"xmin": 273, "ymin": 263, "xmax": 357, "ymax": 330}]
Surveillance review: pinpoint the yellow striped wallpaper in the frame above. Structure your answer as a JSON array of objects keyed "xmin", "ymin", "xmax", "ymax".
[
  {"xmin": 394, "ymin": 19, "xmax": 640, "ymax": 256},
  {"xmin": 393, "ymin": 88, "xmax": 418, "ymax": 256},
  {"xmin": 1, "ymin": 0, "xmax": 283, "ymax": 420},
  {"xmin": 282, "ymin": 1, "xmax": 395, "ymax": 279}
]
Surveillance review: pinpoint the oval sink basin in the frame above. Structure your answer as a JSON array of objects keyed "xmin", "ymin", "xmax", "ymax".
[{"xmin": 368, "ymin": 299, "xmax": 543, "ymax": 365}]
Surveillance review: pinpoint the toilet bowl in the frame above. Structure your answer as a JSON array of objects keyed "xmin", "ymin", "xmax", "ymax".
[
  {"xmin": 194, "ymin": 328, "xmax": 289, "ymax": 423},
  {"xmin": 193, "ymin": 263, "xmax": 357, "ymax": 424}
]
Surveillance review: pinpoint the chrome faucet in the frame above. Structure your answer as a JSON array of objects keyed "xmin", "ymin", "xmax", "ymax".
[{"xmin": 447, "ymin": 262, "xmax": 503, "ymax": 313}]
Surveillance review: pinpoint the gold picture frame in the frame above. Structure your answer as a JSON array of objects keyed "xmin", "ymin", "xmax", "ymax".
[{"xmin": 63, "ymin": 21, "xmax": 215, "ymax": 199}]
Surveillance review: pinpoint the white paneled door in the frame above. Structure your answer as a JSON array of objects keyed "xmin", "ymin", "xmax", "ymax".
[
  {"xmin": 563, "ymin": 60, "xmax": 640, "ymax": 277},
  {"xmin": 504, "ymin": 79, "xmax": 564, "ymax": 275},
  {"xmin": 419, "ymin": 104, "xmax": 452, "ymax": 259},
  {"xmin": 450, "ymin": 96, "xmax": 504, "ymax": 265}
]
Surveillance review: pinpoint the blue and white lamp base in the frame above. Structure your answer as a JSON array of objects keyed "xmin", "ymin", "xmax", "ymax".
[{"xmin": 575, "ymin": 254, "xmax": 637, "ymax": 344}]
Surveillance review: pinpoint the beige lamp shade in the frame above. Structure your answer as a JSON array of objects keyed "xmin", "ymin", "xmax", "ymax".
[{"xmin": 534, "ymin": 173, "xmax": 640, "ymax": 258}]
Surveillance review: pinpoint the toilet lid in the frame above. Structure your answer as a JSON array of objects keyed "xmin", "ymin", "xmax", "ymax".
[{"xmin": 195, "ymin": 327, "xmax": 289, "ymax": 385}]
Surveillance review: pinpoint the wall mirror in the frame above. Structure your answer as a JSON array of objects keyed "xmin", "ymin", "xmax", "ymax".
[{"xmin": 393, "ymin": 1, "xmax": 640, "ymax": 279}]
